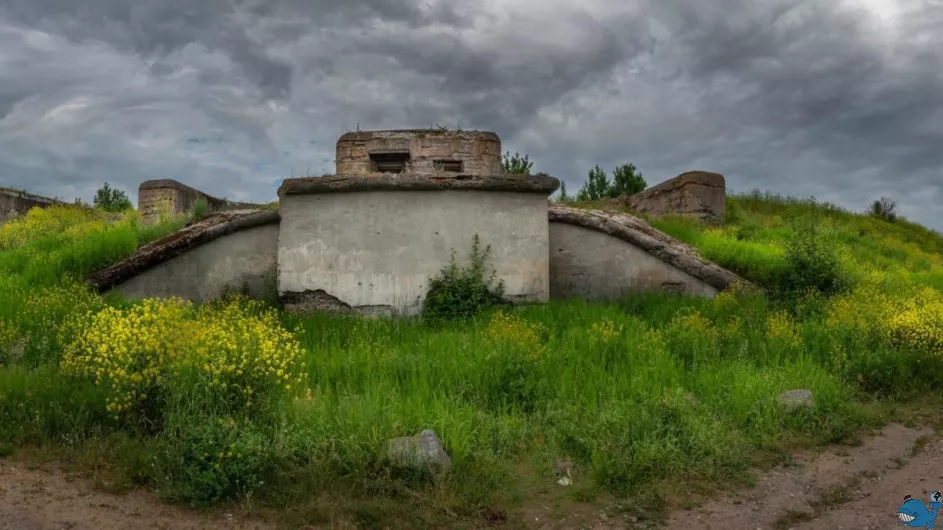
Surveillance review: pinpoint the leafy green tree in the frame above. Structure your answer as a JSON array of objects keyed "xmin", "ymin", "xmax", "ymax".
[
  {"xmin": 557, "ymin": 182, "xmax": 570, "ymax": 202},
  {"xmin": 502, "ymin": 151, "xmax": 533, "ymax": 174},
  {"xmin": 610, "ymin": 163, "xmax": 647, "ymax": 198},
  {"xmin": 93, "ymin": 182, "xmax": 133, "ymax": 212},
  {"xmin": 576, "ymin": 165, "xmax": 611, "ymax": 201}
]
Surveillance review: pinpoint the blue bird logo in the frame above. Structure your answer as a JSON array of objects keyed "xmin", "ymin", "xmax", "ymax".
[{"xmin": 898, "ymin": 490, "xmax": 943, "ymax": 528}]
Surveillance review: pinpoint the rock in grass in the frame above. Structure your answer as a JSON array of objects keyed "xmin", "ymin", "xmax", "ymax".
[
  {"xmin": 387, "ymin": 429, "xmax": 452, "ymax": 473},
  {"xmin": 778, "ymin": 389, "xmax": 814, "ymax": 412}
]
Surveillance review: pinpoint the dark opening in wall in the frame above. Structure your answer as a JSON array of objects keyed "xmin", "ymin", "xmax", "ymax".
[
  {"xmin": 369, "ymin": 151, "xmax": 410, "ymax": 173},
  {"xmin": 434, "ymin": 160, "xmax": 463, "ymax": 172}
]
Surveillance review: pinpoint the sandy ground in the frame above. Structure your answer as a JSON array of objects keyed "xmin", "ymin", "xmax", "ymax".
[
  {"xmin": 1, "ymin": 423, "xmax": 940, "ymax": 529},
  {"xmin": 0, "ymin": 462, "xmax": 274, "ymax": 530}
]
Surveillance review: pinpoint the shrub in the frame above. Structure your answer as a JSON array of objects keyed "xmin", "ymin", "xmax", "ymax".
[
  {"xmin": 155, "ymin": 415, "xmax": 270, "ymax": 506},
  {"xmin": 775, "ymin": 202, "xmax": 850, "ymax": 297},
  {"xmin": 421, "ymin": 235, "xmax": 506, "ymax": 322},
  {"xmin": 870, "ymin": 197, "xmax": 897, "ymax": 222},
  {"xmin": 61, "ymin": 296, "xmax": 305, "ymax": 429},
  {"xmin": 192, "ymin": 198, "xmax": 208, "ymax": 220}
]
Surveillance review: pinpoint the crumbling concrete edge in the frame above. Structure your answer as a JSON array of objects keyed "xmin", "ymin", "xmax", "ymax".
[
  {"xmin": 278, "ymin": 173, "xmax": 560, "ymax": 196},
  {"xmin": 279, "ymin": 289, "xmax": 396, "ymax": 317},
  {"xmin": 548, "ymin": 205, "xmax": 753, "ymax": 292},
  {"xmin": 87, "ymin": 209, "xmax": 280, "ymax": 293}
]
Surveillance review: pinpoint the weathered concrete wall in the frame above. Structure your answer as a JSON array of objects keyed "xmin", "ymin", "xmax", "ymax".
[
  {"xmin": 89, "ymin": 209, "xmax": 280, "ymax": 303},
  {"xmin": 335, "ymin": 130, "xmax": 502, "ymax": 176},
  {"xmin": 0, "ymin": 187, "xmax": 60, "ymax": 224},
  {"xmin": 112, "ymin": 223, "xmax": 278, "ymax": 303},
  {"xmin": 624, "ymin": 171, "xmax": 726, "ymax": 223},
  {"xmin": 277, "ymin": 183, "xmax": 555, "ymax": 316},
  {"xmin": 550, "ymin": 223, "xmax": 718, "ymax": 300},
  {"xmin": 548, "ymin": 205, "xmax": 751, "ymax": 302},
  {"xmin": 138, "ymin": 179, "xmax": 262, "ymax": 225}
]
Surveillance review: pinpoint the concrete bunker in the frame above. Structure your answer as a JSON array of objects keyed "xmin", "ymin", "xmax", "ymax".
[
  {"xmin": 335, "ymin": 129, "xmax": 502, "ymax": 176},
  {"xmin": 95, "ymin": 128, "xmax": 752, "ymax": 312},
  {"xmin": 279, "ymin": 128, "xmax": 559, "ymax": 316}
]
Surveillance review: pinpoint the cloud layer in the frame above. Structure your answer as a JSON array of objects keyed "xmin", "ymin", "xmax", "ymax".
[{"xmin": 1, "ymin": 0, "xmax": 941, "ymax": 227}]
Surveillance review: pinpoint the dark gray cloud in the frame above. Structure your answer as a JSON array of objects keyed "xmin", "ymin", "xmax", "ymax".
[{"xmin": 1, "ymin": 0, "xmax": 942, "ymax": 229}]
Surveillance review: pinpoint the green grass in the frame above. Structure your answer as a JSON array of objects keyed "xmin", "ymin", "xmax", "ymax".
[{"xmin": 1, "ymin": 195, "xmax": 943, "ymax": 526}]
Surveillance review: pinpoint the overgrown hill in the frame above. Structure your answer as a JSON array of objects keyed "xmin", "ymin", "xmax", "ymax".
[
  {"xmin": 570, "ymin": 190, "xmax": 943, "ymax": 292},
  {"xmin": 3, "ymin": 195, "xmax": 943, "ymax": 528}
]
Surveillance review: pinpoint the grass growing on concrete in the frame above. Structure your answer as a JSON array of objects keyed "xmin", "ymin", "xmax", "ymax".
[{"xmin": 1, "ymin": 197, "xmax": 943, "ymax": 527}]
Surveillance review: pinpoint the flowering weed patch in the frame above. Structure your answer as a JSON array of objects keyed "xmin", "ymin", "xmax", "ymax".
[{"xmin": 62, "ymin": 296, "xmax": 305, "ymax": 426}]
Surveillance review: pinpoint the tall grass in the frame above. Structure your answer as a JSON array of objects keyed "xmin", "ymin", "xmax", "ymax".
[{"xmin": 1, "ymin": 195, "xmax": 943, "ymax": 526}]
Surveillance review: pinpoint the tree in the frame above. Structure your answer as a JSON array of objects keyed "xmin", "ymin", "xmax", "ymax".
[
  {"xmin": 93, "ymin": 182, "xmax": 133, "ymax": 212},
  {"xmin": 576, "ymin": 165, "xmax": 611, "ymax": 201},
  {"xmin": 502, "ymin": 151, "xmax": 533, "ymax": 174},
  {"xmin": 870, "ymin": 197, "xmax": 897, "ymax": 222},
  {"xmin": 557, "ymin": 182, "xmax": 570, "ymax": 202},
  {"xmin": 610, "ymin": 163, "xmax": 647, "ymax": 198}
]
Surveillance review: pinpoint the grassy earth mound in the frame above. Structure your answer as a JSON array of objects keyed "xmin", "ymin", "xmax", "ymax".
[{"xmin": 2, "ymin": 194, "xmax": 943, "ymax": 527}]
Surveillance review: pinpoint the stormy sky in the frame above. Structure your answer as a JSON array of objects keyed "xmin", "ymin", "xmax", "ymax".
[{"xmin": 1, "ymin": 0, "xmax": 941, "ymax": 228}]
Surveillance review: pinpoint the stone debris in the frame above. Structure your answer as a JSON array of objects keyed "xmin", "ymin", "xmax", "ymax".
[
  {"xmin": 387, "ymin": 429, "xmax": 452, "ymax": 473},
  {"xmin": 778, "ymin": 389, "xmax": 814, "ymax": 412}
]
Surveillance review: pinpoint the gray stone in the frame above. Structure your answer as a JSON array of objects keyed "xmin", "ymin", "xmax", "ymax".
[
  {"xmin": 778, "ymin": 389, "xmax": 814, "ymax": 412},
  {"xmin": 387, "ymin": 429, "xmax": 452, "ymax": 473}
]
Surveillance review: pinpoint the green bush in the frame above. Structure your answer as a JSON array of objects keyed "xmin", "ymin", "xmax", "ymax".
[
  {"xmin": 421, "ymin": 235, "xmax": 506, "ymax": 322},
  {"xmin": 775, "ymin": 203, "xmax": 850, "ymax": 298},
  {"xmin": 155, "ymin": 415, "xmax": 270, "ymax": 507},
  {"xmin": 192, "ymin": 198, "xmax": 208, "ymax": 220}
]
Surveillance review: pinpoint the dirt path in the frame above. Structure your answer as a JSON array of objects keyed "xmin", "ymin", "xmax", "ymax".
[
  {"xmin": 1, "ymin": 423, "xmax": 940, "ymax": 530},
  {"xmin": 0, "ymin": 461, "xmax": 274, "ymax": 530},
  {"xmin": 668, "ymin": 422, "xmax": 940, "ymax": 530}
]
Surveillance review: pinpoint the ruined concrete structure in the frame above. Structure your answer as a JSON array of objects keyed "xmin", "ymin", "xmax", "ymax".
[
  {"xmin": 280, "ymin": 129, "xmax": 552, "ymax": 315},
  {"xmin": 138, "ymin": 179, "xmax": 262, "ymax": 225},
  {"xmin": 622, "ymin": 171, "xmax": 726, "ymax": 224},
  {"xmin": 335, "ymin": 129, "xmax": 502, "ymax": 176},
  {"xmin": 93, "ymin": 129, "xmax": 747, "ymax": 312},
  {"xmin": 0, "ymin": 187, "xmax": 60, "ymax": 224}
]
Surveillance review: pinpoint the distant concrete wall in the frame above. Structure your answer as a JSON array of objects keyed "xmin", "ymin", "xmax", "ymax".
[
  {"xmin": 335, "ymin": 129, "xmax": 502, "ymax": 176},
  {"xmin": 549, "ymin": 222, "xmax": 718, "ymax": 300},
  {"xmin": 0, "ymin": 187, "xmax": 60, "ymax": 224},
  {"xmin": 113, "ymin": 223, "xmax": 279, "ymax": 303},
  {"xmin": 277, "ymin": 176, "xmax": 557, "ymax": 315},
  {"xmin": 138, "ymin": 179, "xmax": 261, "ymax": 224},
  {"xmin": 624, "ymin": 171, "xmax": 726, "ymax": 223}
]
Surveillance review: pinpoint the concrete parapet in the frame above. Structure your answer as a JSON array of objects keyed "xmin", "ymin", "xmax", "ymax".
[
  {"xmin": 138, "ymin": 179, "xmax": 262, "ymax": 225},
  {"xmin": 623, "ymin": 171, "xmax": 726, "ymax": 223}
]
